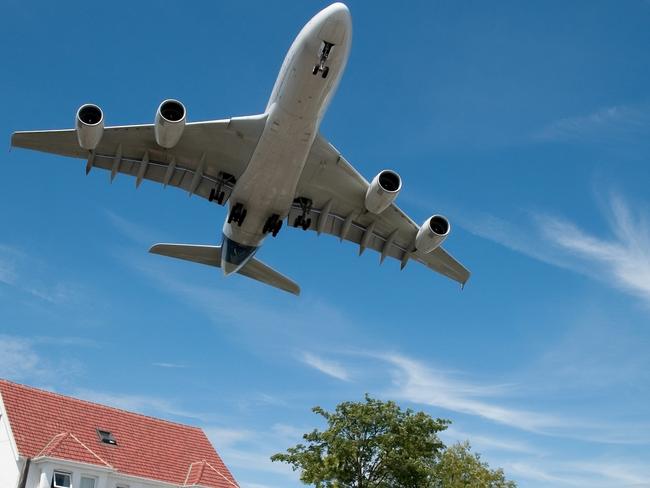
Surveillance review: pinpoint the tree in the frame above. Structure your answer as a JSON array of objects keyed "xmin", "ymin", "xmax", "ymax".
[
  {"xmin": 271, "ymin": 395, "xmax": 449, "ymax": 488},
  {"xmin": 432, "ymin": 442, "xmax": 516, "ymax": 488},
  {"xmin": 271, "ymin": 396, "xmax": 517, "ymax": 488}
]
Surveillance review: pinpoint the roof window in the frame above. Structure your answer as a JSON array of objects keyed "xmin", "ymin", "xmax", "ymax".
[{"xmin": 97, "ymin": 429, "xmax": 117, "ymax": 445}]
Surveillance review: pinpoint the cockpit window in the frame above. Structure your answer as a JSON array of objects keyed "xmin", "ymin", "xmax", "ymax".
[{"xmin": 222, "ymin": 237, "xmax": 257, "ymax": 266}]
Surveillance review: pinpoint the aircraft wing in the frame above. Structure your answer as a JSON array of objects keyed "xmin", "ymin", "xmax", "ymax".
[
  {"xmin": 10, "ymin": 114, "xmax": 268, "ymax": 201},
  {"xmin": 291, "ymin": 134, "xmax": 470, "ymax": 285}
]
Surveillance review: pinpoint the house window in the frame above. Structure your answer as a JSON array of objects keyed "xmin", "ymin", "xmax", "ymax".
[
  {"xmin": 80, "ymin": 477, "xmax": 96, "ymax": 488},
  {"xmin": 51, "ymin": 471, "xmax": 71, "ymax": 488}
]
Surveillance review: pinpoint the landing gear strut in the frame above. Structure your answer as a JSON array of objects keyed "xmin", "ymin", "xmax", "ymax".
[
  {"xmin": 228, "ymin": 203, "xmax": 247, "ymax": 226},
  {"xmin": 208, "ymin": 172, "xmax": 236, "ymax": 206},
  {"xmin": 293, "ymin": 197, "xmax": 313, "ymax": 231},
  {"xmin": 263, "ymin": 214, "xmax": 283, "ymax": 237},
  {"xmin": 312, "ymin": 41, "xmax": 334, "ymax": 79}
]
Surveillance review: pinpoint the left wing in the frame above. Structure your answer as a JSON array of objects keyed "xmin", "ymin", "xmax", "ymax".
[
  {"xmin": 290, "ymin": 134, "xmax": 470, "ymax": 285},
  {"xmin": 11, "ymin": 114, "xmax": 267, "ymax": 202}
]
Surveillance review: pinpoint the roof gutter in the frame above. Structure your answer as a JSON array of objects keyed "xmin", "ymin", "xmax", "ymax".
[{"xmin": 16, "ymin": 457, "xmax": 30, "ymax": 488}]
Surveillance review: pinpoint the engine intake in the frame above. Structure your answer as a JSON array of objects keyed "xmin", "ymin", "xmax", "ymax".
[
  {"xmin": 364, "ymin": 170, "xmax": 402, "ymax": 214},
  {"xmin": 415, "ymin": 215, "xmax": 450, "ymax": 253},
  {"xmin": 155, "ymin": 99, "xmax": 186, "ymax": 148},
  {"xmin": 75, "ymin": 104, "xmax": 104, "ymax": 150}
]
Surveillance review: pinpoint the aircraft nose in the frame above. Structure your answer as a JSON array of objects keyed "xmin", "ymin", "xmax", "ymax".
[{"xmin": 324, "ymin": 3, "xmax": 351, "ymax": 25}]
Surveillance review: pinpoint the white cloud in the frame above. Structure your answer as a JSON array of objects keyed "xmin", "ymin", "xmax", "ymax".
[
  {"xmin": 534, "ymin": 103, "xmax": 650, "ymax": 143},
  {"xmin": 379, "ymin": 353, "xmax": 563, "ymax": 433},
  {"xmin": 442, "ymin": 427, "xmax": 539, "ymax": 454},
  {"xmin": 506, "ymin": 459, "xmax": 650, "ymax": 488},
  {"xmin": 0, "ymin": 245, "xmax": 22, "ymax": 285},
  {"xmin": 72, "ymin": 388, "xmax": 213, "ymax": 423},
  {"xmin": 459, "ymin": 194, "xmax": 650, "ymax": 306},
  {"xmin": 537, "ymin": 194, "xmax": 650, "ymax": 304},
  {"xmin": 104, "ymin": 209, "xmax": 162, "ymax": 245},
  {"xmin": 0, "ymin": 335, "xmax": 85, "ymax": 383},
  {"xmin": 0, "ymin": 335, "xmax": 42, "ymax": 379},
  {"xmin": 151, "ymin": 361, "xmax": 188, "ymax": 368},
  {"xmin": 300, "ymin": 351, "xmax": 351, "ymax": 381}
]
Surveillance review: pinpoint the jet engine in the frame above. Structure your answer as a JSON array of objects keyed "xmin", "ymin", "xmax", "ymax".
[
  {"xmin": 364, "ymin": 170, "xmax": 402, "ymax": 214},
  {"xmin": 415, "ymin": 215, "xmax": 450, "ymax": 253},
  {"xmin": 154, "ymin": 99, "xmax": 186, "ymax": 148},
  {"xmin": 75, "ymin": 104, "xmax": 104, "ymax": 150}
]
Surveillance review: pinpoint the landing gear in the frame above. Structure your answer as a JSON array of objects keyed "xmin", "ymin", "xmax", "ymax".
[
  {"xmin": 209, "ymin": 188, "xmax": 226, "ymax": 205},
  {"xmin": 292, "ymin": 197, "xmax": 313, "ymax": 231},
  {"xmin": 312, "ymin": 41, "xmax": 334, "ymax": 79},
  {"xmin": 293, "ymin": 214, "xmax": 312, "ymax": 231},
  {"xmin": 209, "ymin": 172, "xmax": 236, "ymax": 206},
  {"xmin": 263, "ymin": 214, "xmax": 283, "ymax": 237},
  {"xmin": 228, "ymin": 203, "xmax": 247, "ymax": 226}
]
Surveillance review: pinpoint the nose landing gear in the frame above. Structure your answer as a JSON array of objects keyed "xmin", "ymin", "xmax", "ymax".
[
  {"xmin": 312, "ymin": 41, "xmax": 334, "ymax": 79},
  {"xmin": 228, "ymin": 203, "xmax": 247, "ymax": 226}
]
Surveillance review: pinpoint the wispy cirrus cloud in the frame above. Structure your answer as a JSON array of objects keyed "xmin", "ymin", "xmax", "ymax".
[
  {"xmin": 300, "ymin": 351, "xmax": 351, "ymax": 381},
  {"xmin": 0, "ymin": 334, "xmax": 86, "ymax": 383},
  {"xmin": 536, "ymin": 194, "xmax": 650, "ymax": 304},
  {"xmin": 533, "ymin": 102, "xmax": 650, "ymax": 143},
  {"xmin": 505, "ymin": 459, "xmax": 650, "ymax": 488},
  {"xmin": 459, "ymin": 194, "xmax": 650, "ymax": 306},
  {"xmin": 379, "ymin": 352, "xmax": 563, "ymax": 433},
  {"xmin": 72, "ymin": 388, "xmax": 215, "ymax": 423},
  {"xmin": 152, "ymin": 361, "xmax": 188, "ymax": 369}
]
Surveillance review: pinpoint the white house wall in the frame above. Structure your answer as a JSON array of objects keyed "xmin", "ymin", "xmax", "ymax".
[{"xmin": 0, "ymin": 402, "xmax": 21, "ymax": 488}]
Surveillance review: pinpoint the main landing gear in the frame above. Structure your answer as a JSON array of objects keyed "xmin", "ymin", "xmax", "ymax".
[
  {"xmin": 228, "ymin": 203, "xmax": 247, "ymax": 226},
  {"xmin": 263, "ymin": 214, "xmax": 283, "ymax": 237},
  {"xmin": 293, "ymin": 197, "xmax": 313, "ymax": 231},
  {"xmin": 208, "ymin": 172, "xmax": 236, "ymax": 206},
  {"xmin": 312, "ymin": 41, "xmax": 334, "ymax": 79}
]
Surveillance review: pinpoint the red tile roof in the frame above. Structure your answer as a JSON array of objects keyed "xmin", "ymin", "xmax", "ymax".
[{"xmin": 0, "ymin": 380, "xmax": 238, "ymax": 487}]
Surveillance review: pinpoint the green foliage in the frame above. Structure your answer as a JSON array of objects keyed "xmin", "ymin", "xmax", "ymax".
[
  {"xmin": 432, "ymin": 442, "xmax": 516, "ymax": 488},
  {"xmin": 271, "ymin": 396, "xmax": 517, "ymax": 488},
  {"xmin": 271, "ymin": 394, "xmax": 449, "ymax": 488}
]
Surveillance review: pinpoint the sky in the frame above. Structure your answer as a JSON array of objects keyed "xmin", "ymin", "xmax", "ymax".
[{"xmin": 1, "ymin": 1, "xmax": 650, "ymax": 487}]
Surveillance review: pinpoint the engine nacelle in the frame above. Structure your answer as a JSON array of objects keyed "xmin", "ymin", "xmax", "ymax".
[
  {"xmin": 75, "ymin": 104, "xmax": 104, "ymax": 150},
  {"xmin": 415, "ymin": 215, "xmax": 450, "ymax": 253},
  {"xmin": 154, "ymin": 99, "xmax": 186, "ymax": 148},
  {"xmin": 364, "ymin": 170, "xmax": 402, "ymax": 214}
]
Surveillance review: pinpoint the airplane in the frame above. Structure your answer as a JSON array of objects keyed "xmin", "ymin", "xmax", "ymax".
[{"xmin": 11, "ymin": 2, "xmax": 469, "ymax": 296}]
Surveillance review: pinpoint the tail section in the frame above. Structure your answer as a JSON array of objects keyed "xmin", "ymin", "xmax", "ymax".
[{"xmin": 149, "ymin": 243, "xmax": 300, "ymax": 296}]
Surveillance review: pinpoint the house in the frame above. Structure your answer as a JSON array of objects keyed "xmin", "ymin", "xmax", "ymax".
[{"xmin": 0, "ymin": 379, "xmax": 239, "ymax": 488}]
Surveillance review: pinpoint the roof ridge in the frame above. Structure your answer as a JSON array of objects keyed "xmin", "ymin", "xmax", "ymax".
[
  {"xmin": 68, "ymin": 433, "xmax": 113, "ymax": 468},
  {"xmin": 0, "ymin": 378, "xmax": 203, "ymax": 431},
  {"xmin": 199, "ymin": 460, "xmax": 240, "ymax": 488},
  {"xmin": 36, "ymin": 432, "xmax": 69, "ymax": 457}
]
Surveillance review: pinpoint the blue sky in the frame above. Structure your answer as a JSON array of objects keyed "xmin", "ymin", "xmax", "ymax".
[{"xmin": 1, "ymin": 1, "xmax": 650, "ymax": 487}]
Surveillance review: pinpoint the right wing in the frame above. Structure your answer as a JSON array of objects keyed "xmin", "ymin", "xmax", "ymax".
[
  {"xmin": 291, "ymin": 134, "xmax": 470, "ymax": 285},
  {"xmin": 11, "ymin": 114, "xmax": 268, "ymax": 202}
]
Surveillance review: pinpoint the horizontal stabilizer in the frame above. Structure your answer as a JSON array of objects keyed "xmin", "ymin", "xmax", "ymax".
[{"xmin": 149, "ymin": 243, "xmax": 300, "ymax": 295}]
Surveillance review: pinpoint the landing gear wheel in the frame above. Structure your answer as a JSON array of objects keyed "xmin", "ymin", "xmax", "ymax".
[
  {"xmin": 293, "ymin": 215, "xmax": 304, "ymax": 228},
  {"xmin": 216, "ymin": 191, "xmax": 225, "ymax": 205},
  {"xmin": 321, "ymin": 67, "xmax": 329, "ymax": 79},
  {"xmin": 272, "ymin": 220, "xmax": 282, "ymax": 237},
  {"xmin": 237, "ymin": 209, "xmax": 247, "ymax": 227},
  {"xmin": 228, "ymin": 203, "xmax": 246, "ymax": 225},
  {"xmin": 302, "ymin": 218, "xmax": 312, "ymax": 231},
  {"xmin": 209, "ymin": 188, "xmax": 216, "ymax": 202},
  {"xmin": 312, "ymin": 64, "xmax": 320, "ymax": 75}
]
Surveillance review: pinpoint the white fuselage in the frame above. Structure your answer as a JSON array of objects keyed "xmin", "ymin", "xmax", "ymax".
[{"xmin": 221, "ymin": 3, "xmax": 351, "ymax": 273}]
